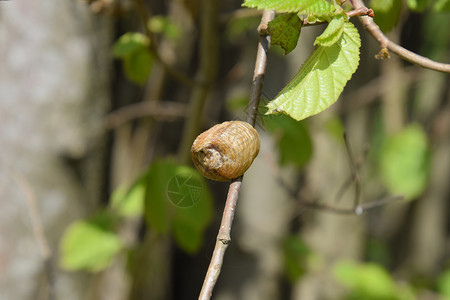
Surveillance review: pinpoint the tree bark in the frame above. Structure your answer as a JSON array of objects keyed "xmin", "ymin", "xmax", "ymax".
[{"xmin": 0, "ymin": 1, "xmax": 111, "ymax": 299}]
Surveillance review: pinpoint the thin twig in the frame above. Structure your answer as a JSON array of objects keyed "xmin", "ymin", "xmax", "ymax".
[
  {"xmin": 302, "ymin": 7, "xmax": 373, "ymax": 26},
  {"xmin": 349, "ymin": 0, "xmax": 450, "ymax": 73},
  {"xmin": 12, "ymin": 172, "xmax": 54, "ymax": 300},
  {"xmin": 198, "ymin": 179, "xmax": 242, "ymax": 299},
  {"xmin": 277, "ymin": 175, "xmax": 404, "ymax": 215},
  {"xmin": 247, "ymin": 11, "xmax": 276, "ymax": 126},
  {"xmin": 339, "ymin": 67, "xmax": 420, "ymax": 114},
  {"xmin": 106, "ymin": 101, "xmax": 187, "ymax": 128},
  {"xmin": 343, "ymin": 133, "xmax": 361, "ymax": 208},
  {"xmin": 198, "ymin": 10, "xmax": 275, "ymax": 300}
]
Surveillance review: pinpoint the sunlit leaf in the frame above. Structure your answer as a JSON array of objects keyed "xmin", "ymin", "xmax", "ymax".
[
  {"xmin": 113, "ymin": 32, "xmax": 149, "ymax": 58},
  {"xmin": 380, "ymin": 124, "xmax": 430, "ymax": 200},
  {"xmin": 371, "ymin": 0, "xmax": 402, "ymax": 32},
  {"xmin": 268, "ymin": 13, "xmax": 302, "ymax": 55},
  {"xmin": 433, "ymin": 0, "xmax": 450, "ymax": 12},
  {"xmin": 334, "ymin": 261, "xmax": 397, "ymax": 299},
  {"xmin": 266, "ymin": 21, "xmax": 361, "ymax": 121},
  {"xmin": 314, "ymin": 13, "xmax": 345, "ymax": 47},
  {"xmin": 148, "ymin": 15, "xmax": 180, "ymax": 40},
  {"xmin": 113, "ymin": 32, "xmax": 153, "ymax": 85},
  {"xmin": 59, "ymin": 212, "xmax": 122, "ymax": 272},
  {"xmin": 243, "ymin": 0, "xmax": 335, "ymax": 16},
  {"xmin": 437, "ymin": 270, "xmax": 450, "ymax": 298},
  {"xmin": 110, "ymin": 177, "xmax": 146, "ymax": 217},
  {"xmin": 407, "ymin": 0, "xmax": 428, "ymax": 11},
  {"xmin": 144, "ymin": 159, "xmax": 213, "ymax": 253}
]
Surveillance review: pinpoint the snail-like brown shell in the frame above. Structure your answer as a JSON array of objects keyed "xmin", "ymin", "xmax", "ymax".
[{"xmin": 191, "ymin": 121, "xmax": 260, "ymax": 181}]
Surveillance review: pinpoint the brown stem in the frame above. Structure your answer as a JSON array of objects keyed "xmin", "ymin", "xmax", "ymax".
[
  {"xmin": 247, "ymin": 11, "xmax": 275, "ymax": 126},
  {"xmin": 349, "ymin": 0, "xmax": 450, "ymax": 73},
  {"xmin": 346, "ymin": 7, "xmax": 374, "ymax": 18},
  {"xmin": 106, "ymin": 101, "xmax": 187, "ymax": 128},
  {"xmin": 198, "ymin": 10, "xmax": 275, "ymax": 300},
  {"xmin": 198, "ymin": 179, "xmax": 242, "ymax": 300}
]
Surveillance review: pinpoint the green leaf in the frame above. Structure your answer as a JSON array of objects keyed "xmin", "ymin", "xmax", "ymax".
[
  {"xmin": 314, "ymin": 14, "xmax": 346, "ymax": 47},
  {"xmin": 172, "ymin": 217, "xmax": 203, "ymax": 254},
  {"xmin": 59, "ymin": 212, "xmax": 122, "ymax": 272},
  {"xmin": 283, "ymin": 236, "xmax": 311, "ymax": 282},
  {"xmin": 380, "ymin": 124, "xmax": 430, "ymax": 200},
  {"xmin": 144, "ymin": 159, "xmax": 213, "ymax": 253},
  {"xmin": 148, "ymin": 15, "xmax": 180, "ymax": 41},
  {"xmin": 123, "ymin": 50, "xmax": 153, "ymax": 85},
  {"xmin": 407, "ymin": 0, "xmax": 428, "ymax": 11},
  {"xmin": 371, "ymin": 0, "xmax": 402, "ymax": 32},
  {"xmin": 110, "ymin": 177, "xmax": 146, "ymax": 217},
  {"xmin": 243, "ymin": 0, "xmax": 335, "ymax": 16},
  {"xmin": 433, "ymin": 0, "xmax": 450, "ymax": 11},
  {"xmin": 263, "ymin": 114, "xmax": 312, "ymax": 168},
  {"xmin": 366, "ymin": 239, "xmax": 390, "ymax": 266},
  {"xmin": 113, "ymin": 32, "xmax": 153, "ymax": 85},
  {"xmin": 334, "ymin": 261, "xmax": 398, "ymax": 299},
  {"xmin": 437, "ymin": 270, "xmax": 450, "ymax": 298},
  {"xmin": 112, "ymin": 32, "xmax": 149, "ymax": 58},
  {"xmin": 266, "ymin": 21, "xmax": 361, "ymax": 121},
  {"xmin": 268, "ymin": 13, "xmax": 302, "ymax": 55},
  {"xmin": 325, "ymin": 117, "xmax": 345, "ymax": 142}
]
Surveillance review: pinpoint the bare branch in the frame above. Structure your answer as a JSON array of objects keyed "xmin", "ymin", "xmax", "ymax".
[
  {"xmin": 349, "ymin": 0, "xmax": 450, "ymax": 73},
  {"xmin": 199, "ymin": 10, "xmax": 275, "ymax": 300},
  {"xmin": 276, "ymin": 174, "xmax": 404, "ymax": 215},
  {"xmin": 106, "ymin": 101, "xmax": 187, "ymax": 128},
  {"xmin": 198, "ymin": 179, "xmax": 242, "ymax": 300}
]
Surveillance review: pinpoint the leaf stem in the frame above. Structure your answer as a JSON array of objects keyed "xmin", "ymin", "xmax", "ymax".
[
  {"xmin": 198, "ymin": 10, "xmax": 275, "ymax": 300},
  {"xmin": 349, "ymin": 0, "xmax": 450, "ymax": 73}
]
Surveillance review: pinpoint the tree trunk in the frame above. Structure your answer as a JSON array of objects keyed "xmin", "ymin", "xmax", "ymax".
[{"xmin": 0, "ymin": 1, "xmax": 111, "ymax": 299}]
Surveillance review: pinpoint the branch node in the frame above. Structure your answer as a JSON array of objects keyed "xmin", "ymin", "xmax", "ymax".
[
  {"xmin": 257, "ymin": 23, "xmax": 269, "ymax": 36},
  {"xmin": 219, "ymin": 238, "xmax": 231, "ymax": 245},
  {"xmin": 347, "ymin": 7, "xmax": 374, "ymax": 18},
  {"xmin": 354, "ymin": 206, "xmax": 364, "ymax": 215},
  {"xmin": 375, "ymin": 47, "xmax": 390, "ymax": 60}
]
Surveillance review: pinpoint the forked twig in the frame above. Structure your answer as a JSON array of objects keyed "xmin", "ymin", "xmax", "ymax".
[
  {"xmin": 349, "ymin": 0, "xmax": 450, "ymax": 73},
  {"xmin": 276, "ymin": 134, "xmax": 404, "ymax": 215},
  {"xmin": 198, "ymin": 10, "xmax": 275, "ymax": 300}
]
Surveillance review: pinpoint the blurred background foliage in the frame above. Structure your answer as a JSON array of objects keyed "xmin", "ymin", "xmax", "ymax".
[
  {"xmin": 60, "ymin": 0, "xmax": 449, "ymax": 298},
  {"xmin": 3, "ymin": 0, "xmax": 449, "ymax": 299}
]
